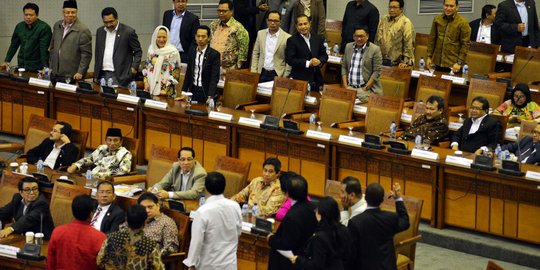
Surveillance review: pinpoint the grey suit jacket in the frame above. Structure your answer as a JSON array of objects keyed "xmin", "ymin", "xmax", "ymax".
[
  {"xmin": 94, "ymin": 23, "xmax": 142, "ymax": 87},
  {"xmin": 341, "ymin": 41, "xmax": 382, "ymax": 94},
  {"xmin": 49, "ymin": 19, "xmax": 92, "ymax": 77},
  {"xmin": 289, "ymin": 0, "xmax": 326, "ymax": 36},
  {"xmin": 250, "ymin": 28, "xmax": 292, "ymax": 78},
  {"xmin": 153, "ymin": 161, "xmax": 207, "ymax": 200}
]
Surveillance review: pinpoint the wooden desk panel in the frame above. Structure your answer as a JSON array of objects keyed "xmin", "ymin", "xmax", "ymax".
[
  {"xmin": 238, "ymin": 232, "xmax": 270, "ymax": 270},
  {"xmin": 0, "ymin": 235, "xmax": 46, "ymax": 270}
]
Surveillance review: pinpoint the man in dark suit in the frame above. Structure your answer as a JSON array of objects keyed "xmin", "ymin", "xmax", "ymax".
[
  {"xmin": 267, "ymin": 174, "xmax": 317, "ymax": 270},
  {"xmin": 233, "ymin": 0, "xmax": 269, "ymax": 67},
  {"xmin": 182, "ymin": 25, "xmax": 221, "ymax": 104},
  {"xmin": 347, "ymin": 182, "xmax": 409, "ymax": 270},
  {"xmin": 0, "ymin": 177, "xmax": 55, "ymax": 239},
  {"xmin": 90, "ymin": 181, "xmax": 125, "ymax": 234},
  {"xmin": 503, "ymin": 123, "xmax": 540, "ymax": 164},
  {"xmin": 286, "ymin": 14, "xmax": 328, "ymax": 91},
  {"xmin": 26, "ymin": 121, "xmax": 79, "ymax": 170},
  {"xmin": 452, "ymin": 96, "xmax": 502, "ymax": 154},
  {"xmin": 469, "ymin": 4, "xmax": 500, "ymax": 45},
  {"xmin": 163, "ymin": 0, "xmax": 200, "ymax": 63},
  {"xmin": 94, "ymin": 7, "xmax": 142, "ymax": 87},
  {"xmin": 495, "ymin": 0, "xmax": 540, "ymax": 53}
]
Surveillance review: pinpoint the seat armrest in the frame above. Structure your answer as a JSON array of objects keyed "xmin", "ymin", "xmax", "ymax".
[
  {"xmin": 0, "ymin": 143, "xmax": 24, "ymax": 152},
  {"xmin": 244, "ymin": 103, "xmax": 271, "ymax": 113},
  {"xmin": 291, "ymin": 112, "xmax": 312, "ymax": 122},
  {"xmin": 403, "ymin": 101, "xmax": 415, "ymax": 108},
  {"xmin": 235, "ymin": 100, "xmax": 259, "ymax": 110},
  {"xmin": 396, "ymin": 235, "xmax": 422, "ymax": 248},
  {"xmin": 284, "ymin": 110, "xmax": 305, "ymax": 118},
  {"xmin": 448, "ymin": 105, "xmax": 466, "ymax": 114},
  {"xmin": 488, "ymin": 72, "xmax": 510, "ymax": 79},
  {"xmin": 336, "ymin": 120, "xmax": 365, "ymax": 131},
  {"xmin": 438, "ymin": 141, "xmax": 451, "ymax": 148},
  {"xmin": 112, "ymin": 174, "xmax": 147, "ymax": 185},
  {"xmin": 529, "ymin": 80, "xmax": 540, "ymax": 85}
]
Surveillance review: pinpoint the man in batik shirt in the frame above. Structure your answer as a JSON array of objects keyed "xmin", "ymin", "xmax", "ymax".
[
  {"xmin": 375, "ymin": 0, "xmax": 415, "ymax": 67},
  {"xmin": 401, "ymin": 95, "xmax": 449, "ymax": 144}
]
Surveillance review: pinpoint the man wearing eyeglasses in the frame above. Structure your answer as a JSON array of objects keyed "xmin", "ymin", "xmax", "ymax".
[
  {"xmin": 502, "ymin": 123, "xmax": 540, "ymax": 165},
  {"xmin": 0, "ymin": 177, "xmax": 55, "ymax": 239},
  {"xmin": 150, "ymin": 147, "xmax": 207, "ymax": 200},
  {"xmin": 90, "ymin": 181, "xmax": 125, "ymax": 234},
  {"xmin": 25, "ymin": 121, "xmax": 79, "ymax": 170},
  {"xmin": 375, "ymin": 0, "xmax": 415, "ymax": 67}
]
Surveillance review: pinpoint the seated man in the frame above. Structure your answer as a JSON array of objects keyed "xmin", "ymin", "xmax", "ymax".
[
  {"xmin": 67, "ymin": 128, "xmax": 132, "ymax": 179},
  {"xmin": 26, "ymin": 121, "xmax": 79, "ymax": 170},
  {"xmin": 90, "ymin": 181, "xmax": 125, "ymax": 234},
  {"xmin": 231, "ymin": 157, "xmax": 286, "ymax": 217},
  {"xmin": 401, "ymin": 95, "xmax": 449, "ymax": 144},
  {"xmin": 502, "ymin": 123, "xmax": 540, "ymax": 164},
  {"xmin": 339, "ymin": 176, "xmax": 367, "ymax": 226},
  {"xmin": 0, "ymin": 177, "xmax": 55, "ymax": 239},
  {"xmin": 150, "ymin": 147, "xmax": 207, "ymax": 200},
  {"xmin": 451, "ymin": 96, "xmax": 502, "ymax": 154}
]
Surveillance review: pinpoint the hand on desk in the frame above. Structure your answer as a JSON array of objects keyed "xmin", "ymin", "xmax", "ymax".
[
  {"xmin": 451, "ymin": 144, "xmax": 459, "ymax": 151},
  {"xmin": 0, "ymin": 227, "xmax": 13, "ymax": 238},
  {"xmin": 156, "ymin": 190, "xmax": 169, "ymax": 199},
  {"xmin": 73, "ymin": 73, "xmax": 83, "ymax": 81},
  {"xmin": 66, "ymin": 164, "xmax": 78, "ymax": 174}
]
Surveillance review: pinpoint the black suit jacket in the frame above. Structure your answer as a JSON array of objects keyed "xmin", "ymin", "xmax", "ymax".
[
  {"xmin": 26, "ymin": 139, "xmax": 79, "ymax": 170},
  {"xmin": 296, "ymin": 225, "xmax": 350, "ymax": 270},
  {"xmin": 495, "ymin": 0, "xmax": 540, "ymax": 53},
  {"xmin": 503, "ymin": 136, "xmax": 540, "ymax": 164},
  {"xmin": 233, "ymin": 0, "xmax": 260, "ymax": 43},
  {"xmin": 452, "ymin": 115, "xmax": 502, "ymax": 153},
  {"xmin": 286, "ymin": 33, "xmax": 328, "ymax": 89},
  {"xmin": 268, "ymin": 200, "xmax": 317, "ymax": 270},
  {"xmin": 94, "ymin": 23, "xmax": 142, "ymax": 87},
  {"xmin": 182, "ymin": 46, "xmax": 221, "ymax": 99},
  {"xmin": 0, "ymin": 193, "xmax": 55, "ymax": 239},
  {"xmin": 347, "ymin": 201, "xmax": 410, "ymax": 270},
  {"xmin": 162, "ymin": 9, "xmax": 200, "ymax": 62},
  {"xmin": 97, "ymin": 202, "xmax": 125, "ymax": 234},
  {"xmin": 469, "ymin": 18, "xmax": 501, "ymax": 45}
]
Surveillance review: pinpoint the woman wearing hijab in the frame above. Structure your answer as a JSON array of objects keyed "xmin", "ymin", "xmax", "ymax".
[
  {"xmin": 289, "ymin": 0, "xmax": 326, "ymax": 36},
  {"xmin": 289, "ymin": 196, "xmax": 350, "ymax": 270},
  {"xmin": 142, "ymin": 26, "xmax": 181, "ymax": 97},
  {"xmin": 494, "ymin": 83, "xmax": 540, "ymax": 127}
]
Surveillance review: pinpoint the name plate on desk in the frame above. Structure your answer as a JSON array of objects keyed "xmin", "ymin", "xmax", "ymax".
[
  {"xmin": 144, "ymin": 99, "xmax": 168, "ymax": 110},
  {"xmin": 55, "ymin": 82, "xmax": 77, "ymax": 92},
  {"xmin": 525, "ymin": 171, "xmax": 540, "ymax": 182},
  {"xmin": 338, "ymin": 135, "xmax": 364, "ymax": 146},
  {"xmin": 306, "ymin": 130, "xmax": 332, "ymax": 140},
  {"xmin": 401, "ymin": 113, "xmax": 412, "ymax": 123},
  {"xmin": 448, "ymin": 122, "xmax": 463, "ymax": 131},
  {"xmin": 411, "ymin": 149, "xmax": 439, "ymax": 161},
  {"xmin": 117, "ymin": 94, "xmax": 140, "ymax": 105},
  {"xmin": 354, "ymin": 105, "xmax": 367, "ymax": 114},
  {"xmin": 505, "ymin": 54, "xmax": 514, "ymax": 63},
  {"xmin": 445, "ymin": 155, "xmax": 473, "ymax": 168},
  {"xmin": 305, "ymin": 96, "xmax": 317, "ymax": 105},
  {"xmin": 29, "ymin": 77, "xmax": 52, "ymax": 88},
  {"xmin": 411, "ymin": 70, "xmax": 434, "ymax": 78},
  {"xmin": 496, "ymin": 54, "xmax": 504, "ymax": 62},
  {"xmin": 0, "ymin": 244, "xmax": 20, "ymax": 259},
  {"xmin": 209, "ymin": 111, "xmax": 233, "ymax": 121},
  {"xmin": 530, "ymin": 88, "xmax": 539, "ymax": 93},
  {"xmin": 328, "ymin": 55, "xmax": 342, "ymax": 64},
  {"xmin": 440, "ymin": 75, "xmax": 466, "ymax": 84},
  {"xmin": 238, "ymin": 117, "xmax": 262, "ymax": 127}
]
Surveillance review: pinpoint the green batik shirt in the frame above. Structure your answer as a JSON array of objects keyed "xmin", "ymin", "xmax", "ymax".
[
  {"xmin": 209, "ymin": 17, "xmax": 249, "ymax": 68},
  {"xmin": 5, "ymin": 19, "xmax": 52, "ymax": 71}
]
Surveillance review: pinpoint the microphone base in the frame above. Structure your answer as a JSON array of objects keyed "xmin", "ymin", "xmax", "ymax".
[
  {"xmin": 470, "ymin": 163, "xmax": 496, "ymax": 171},
  {"xmin": 498, "ymin": 168, "xmax": 525, "ymax": 177},
  {"xmin": 280, "ymin": 128, "xmax": 303, "ymax": 135},
  {"xmin": 76, "ymin": 88, "xmax": 97, "ymax": 95},
  {"xmin": 250, "ymin": 227, "xmax": 271, "ymax": 236},
  {"xmin": 185, "ymin": 109, "xmax": 208, "ymax": 116},
  {"xmin": 100, "ymin": 92, "xmax": 118, "ymax": 99},
  {"xmin": 388, "ymin": 147, "xmax": 411, "ymax": 155},
  {"xmin": 361, "ymin": 142, "xmax": 386, "ymax": 150},
  {"xmin": 260, "ymin": 123, "xmax": 280, "ymax": 130}
]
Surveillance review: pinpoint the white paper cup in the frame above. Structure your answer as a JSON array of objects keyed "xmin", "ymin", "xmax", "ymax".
[
  {"xmin": 9, "ymin": 162, "xmax": 18, "ymax": 171},
  {"xmin": 34, "ymin": 233, "xmax": 44, "ymax": 245},
  {"xmin": 25, "ymin": 232, "xmax": 34, "ymax": 243},
  {"xmin": 454, "ymin": 150, "xmax": 463, "ymax": 157}
]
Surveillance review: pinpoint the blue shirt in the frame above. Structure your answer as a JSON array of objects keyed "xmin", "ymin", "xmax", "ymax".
[
  {"xmin": 514, "ymin": 0, "xmax": 528, "ymax": 36},
  {"xmin": 170, "ymin": 10, "xmax": 185, "ymax": 52}
]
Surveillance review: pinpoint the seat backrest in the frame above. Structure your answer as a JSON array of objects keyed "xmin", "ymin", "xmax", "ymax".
[
  {"xmin": 490, "ymin": 114, "xmax": 508, "ymax": 143},
  {"xmin": 486, "ymin": 260, "xmax": 505, "ymax": 270},
  {"xmin": 270, "ymin": 77, "xmax": 308, "ymax": 116},
  {"xmin": 122, "ymin": 137, "xmax": 140, "ymax": 172},
  {"xmin": 512, "ymin": 46, "xmax": 540, "ymax": 85},
  {"xmin": 466, "ymin": 42, "xmax": 498, "ymax": 75},
  {"xmin": 518, "ymin": 120, "xmax": 537, "ymax": 140},
  {"xmin": 50, "ymin": 182, "xmax": 92, "ymax": 226},
  {"xmin": 162, "ymin": 208, "xmax": 191, "ymax": 252},
  {"xmin": 214, "ymin": 155, "xmax": 251, "ymax": 198},
  {"xmin": 175, "ymin": 63, "xmax": 188, "ymax": 93},
  {"xmin": 0, "ymin": 173, "xmax": 22, "ymax": 210},
  {"xmin": 365, "ymin": 95, "xmax": 404, "ymax": 135},
  {"xmin": 146, "ymin": 144, "xmax": 179, "ymax": 188},
  {"xmin": 70, "ymin": 129, "xmax": 88, "ymax": 160},
  {"xmin": 320, "ymin": 85, "xmax": 356, "ymax": 124},
  {"xmin": 415, "ymin": 75, "xmax": 452, "ymax": 105},
  {"xmin": 466, "ymin": 79, "xmax": 507, "ymax": 110},
  {"xmin": 414, "ymin": 33, "xmax": 430, "ymax": 69},
  {"xmin": 380, "ymin": 67, "xmax": 412, "ymax": 99},
  {"xmin": 325, "ymin": 19, "xmax": 342, "ymax": 49},
  {"xmin": 23, "ymin": 115, "xmax": 58, "ymax": 153},
  {"xmin": 222, "ymin": 69, "xmax": 259, "ymax": 109}
]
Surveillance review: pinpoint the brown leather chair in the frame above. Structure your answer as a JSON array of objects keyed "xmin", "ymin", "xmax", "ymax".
[
  {"xmin": 222, "ymin": 69, "xmax": 259, "ymax": 109},
  {"xmin": 415, "ymin": 75, "xmax": 452, "ymax": 105},
  {"xmin": 466, "ymin": 42, "xmax": 499, "ymax": 75},
  {"xmin": 365, "ymin": 95, "xmax": 404, "ymax": 135},
  {"xmin": 244, "ymin": 77, "xmax": 308, "ymax": 117},
  {"xmin": 0, "ymin": 114, "xmax": 57, "ymax": 154},
  {"xmin": 50, "ymin": 182, "xmax": 92, "ymax": 226},
  {"xmin": 71, "ymin": 129, "xmax": 89, "ymax": 160},
  {"xmin": 325, "ymin": 19, "xmax": 342, "ymax": 50},
  {"xmin": 486, "ymin": 260, "xmax": 505, "ymax": 270},
  {"xmin": 381, "ymin": 67, "xmax": 413, "ymax": 99},
  {"xmin": 512, "ymin": 46, "xmax": 540, "ymax": 85},
  {"xmin": 450, "ymin": 78, "xmax": 507, "ymax": 115},
  {"xmin": 161, "ymin": 208, "xmax": 191, "ymax": 270},
  {"xmin": 214, "ymin": 155, "xmax": 251, "ymax": 198},
  {"xmin": 414, "ymin": 33, "xmax": 430, "ymax": 70},
  {"xmin": 121, "ymin": 136, "xmax": 140, "ymax": 173}
]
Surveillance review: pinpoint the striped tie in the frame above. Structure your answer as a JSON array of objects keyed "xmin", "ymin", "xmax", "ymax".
[{"xmin": 90, "ymin": 207, "xmax": 102, "ymax": 227}]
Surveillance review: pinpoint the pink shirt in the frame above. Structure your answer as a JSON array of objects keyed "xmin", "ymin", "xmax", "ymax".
[{"xmin": 275, "ymin": 196, "xmax": 311, "ymax": 221}]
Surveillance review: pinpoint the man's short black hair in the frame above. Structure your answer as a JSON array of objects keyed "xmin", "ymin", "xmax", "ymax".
[
  {"xmin": 196, "ymin": 25, "xmax": 212, "ymax": 38},
  {"xmin": 295, "ymin": 14, "xmax": 309, "ymax": 25},
  {"xmin": 178, "ymin": 147, "xmax": 195, "ymax": 158},
  {"xmin": 101, "ymin": 7, "xmax": 118, "ymax": 19},
  {"xmin": 279, "ymin": 171, "xmax": 298, "ymax": 193},
  {"xmin": 263, "ymin": 157, "xmax": 281, "ymax": 172},
  {"xmin": 96, "ymin": 180, "xmax": 115, "ymax": 193},
  {"xmin": 23, "ymin": 3, "xmax": 39, "ymax": 15},
  {"xmin": 205, "ymin": 171, "xmax": 225, "ymax": 195},
  {"xmin": 18, "ymin": 177, "xmax": 39, "ymax": 191},
  {"xmin": 342, "ymin": 176, "xmax": 362, "ymax": 197},
  {"xmin": 72, "ymin": 195, "xmax": 96, "ymax": 221},
  {"xmin": 472, "ymin": 96, "xmax": 490, "ymax": 111},
  {"xmin": 353, "ymin": 25, "xmax": 370, "ymax": 36},
  {"xmin": 481, "ymin": 4, "xmax": 496, "ymax": 20},
  {"xmin": 288, "ymin": 174, "xmax": 308, "ymax": 202},
  {"xmin": 267, "ymin": 10, "xmax": 282, "ymax": 20},
  {"xmin": 365, "ymin": 183, "xmax": 385, "ymax": 207},
  {"xmin": 444, "ymin": 0, "xmax": 459, "ymax": 6},
  {"xmin": 218, "ymin": 0, "xmax": 233, "ymax": 10},
  {"xmin": 426, "ymin": 95, "xmax": 445, "ymax": 110},
  {"xmin": 390, "ymin": 0, "xmax": 404, "ymax": 9},
  {"xmin": 56, "ymin": 121, "xmax": 72, "ymax": 139},
  {"xmin": 137, "ymin": 192, "xmax": 159, "ymax": 204},
  {"xmin": 127, "ymin": 204, "xmax": 147, "ymax": 229}
]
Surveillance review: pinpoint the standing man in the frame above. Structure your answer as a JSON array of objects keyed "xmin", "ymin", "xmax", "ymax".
[
  {"xmin": 341, "ymin": 26, "xmax": 383, "ymax": 103},
  {"xmin": 233, "ymin": 0, "xmax": 269, "ymax": 56},
  {"xmin": 25, "ymin": 121, "xmax": 79, "ymax": 170},
  {"xmin": 286, "ymin": 14, "xmax": 328, "ymax": 91},
  {"xmin": 47, "ymin": 195, "xmax": 106, "ymax": 270},
  {"xmin": 49, "ymin": 0, "xmax": 92, "ymax": 83},
  {"xmin": 163, "ymin": 0, "xmax": 200, "ymax": 63},
  {"xmin": 210, "ymin": 0, "xmax": 250, "ymax": 69},
  {"xmin": 182, "ymin": 25, "xmax": 221, "ymax": 103},
  {"xmin": 375, "ymin": 0, "xmax": 415, "ymax": 67},
  {"xmin": 339, "ymin": 176, "xmax": 367, "ymax": 226},
  {"xmin": 495, "ymin": 0, "xmax": 540, "ymax": 53},
  {"xmin": 251, "ymin": 10, "xmax": 292, "ymax": 82},
  {"xmin": 470, "ymin": 4, "xmax": 500, "ymax": 45},
  {"xmin": 341, "ymin": 0, "xmax": 379, "ymax": 53},
  {"xmin": 150, "ymin": 147, "xmax": 207, "ymax": 200},
  {"xmin": 90, "ymin": 181, "xmax": 125, "ymax": 234},
  {"xmin": 1, "ymin": 3, "xmax": 51, "ymax": 72},
  {"xmin": 426, "ymin": 0, "xmax": 471, "ymax": 74},
  {"xmin": 183, "ymin": 172, "xmax": 243, "ymax": 270},
  {"xmin": 94, "ymin": 7, "xmax": 142, "ymax": 87}
]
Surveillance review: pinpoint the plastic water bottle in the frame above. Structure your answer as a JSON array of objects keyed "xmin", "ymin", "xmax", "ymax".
[
  {"xmin": 100, "ymin": 78, "xmax": 106, "ymax": 86},
  {"xmin": 241, "ymin": 203, "xmax": 249, "ymax": 217},
  {"xmin": 107, "ymin": 78, "xmax": 113, "ymax": 87},
  {"xmin": 309, "ymin": 113, "xmax": 317, "ymax": 125},
  {"xmin": 494, "ymin": 144, "xmax": 502, "ymax": 167},
  {"xmin": 207, "ymin": 98, "xmax": 214, "ymax": 111},
  {"xmin": 462, "ymin": 64, "xmax": 469, "ymax": 76},
  {"xmin": 332, "ymin": 43, "xmax": 340, "ymax": 56},
  {"xmin": 419, "ymin": 57, "xmax": 425, "ymax": 71},
  {"xmin": 415, "ymin": 133, "xmax": 422, "ymax": 148},
  {"xmin": 307, "ymin": 83, "xmax": 311, "ymax": 94},
  {"xmin": 199, "ymin": 193, "xmax": 206, "ymax": 207},
  {"xmin": 85, "ymin": 169, "xmax": 93, "ymax": 187},
  {"xmin": 129, "ymin": 81, "xmax": 137, "ymax": 96},
  {"xmin": 36, "ymin": 159, "xmax": 44, "ymax": 173},
  {"xmin": 389, "ymin": 120, "xmax": 397, "ymax": 140},
  {"xmin": 323, "ymin": 40, "xmax": 330, "ymax": 55},
  {"xmin": 251, "ymin": 203, "xmax": 259, "ymax": 222},
  {"xmin": 43, "ymin": 67, "xmax": 50, "ymax": 80}
]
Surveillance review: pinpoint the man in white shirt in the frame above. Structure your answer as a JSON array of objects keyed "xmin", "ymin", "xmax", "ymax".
[
  {"xmin": 340, "ymin": 176, "xmax": 367, "ymax": 226},
  {"xmin": 469, "ymin": 4, "xmax": 500, "ymax": 44},
  {"xmin": 183, "ymin": 171, "xmax": 242, "ymax": 270},
  {"xmin": 90, "ymin": 181, "xmax": 125, "ymax": 234},
  {"xmin": 251, "ymin": 10, "xmax": 291, "ymax": 82},
  {"xmin": 25, "ymin": 121, "xmax": 79, "ymax": 170}
]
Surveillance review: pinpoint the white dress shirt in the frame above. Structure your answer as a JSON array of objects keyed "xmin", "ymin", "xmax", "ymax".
[
  {"xmin": 102, "ymin": 23, "xmax": 119, "ymax": 71},
  {"xmin": 476, "ymin": 23, "xmax": 492, "ymax": 44},
  {"xmin": 183, "ymin": 194, "xmax": 242, "ymax": 270},
  {"xmin": 340, "ymin": 195, "xmax": 367, "ymax": 226},
  {"xmin": 91, "ymin": 204, "xmax": 111, "ymax": 231},
  {"xmin": 43, "ymin": 143, "xmax": 65, "ymax": 169},
  {"xmin": 263, "ymin": 29, "xmax": 280, "ymax": 70},
  {"xmin": 469, "ymin": 114, "xmax": 488, "ymax": 134},
  {"xmin": 193, "ymin": 45, "xmax": 207, "ymax": 87},
  {"xmin": 301, "ymin": 33, "xmax": 312, "ymax": 68}
]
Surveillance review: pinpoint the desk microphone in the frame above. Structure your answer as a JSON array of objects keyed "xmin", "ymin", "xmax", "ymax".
[
  {"xmin": 278, "ymin": 88, "xmax": 292, "ymax": 119},
  {"xmin": 0, "ymin": 149, "xmax": 22, "ymax": 169},
  {"xmin": 513, "ymin": 55, "xmax": 534, "ymax": 84}
]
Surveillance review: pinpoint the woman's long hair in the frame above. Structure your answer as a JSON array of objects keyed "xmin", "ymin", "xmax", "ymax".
[{"xmin": 316, "ymin": 196, "xmax": 349, "ymax": 257}]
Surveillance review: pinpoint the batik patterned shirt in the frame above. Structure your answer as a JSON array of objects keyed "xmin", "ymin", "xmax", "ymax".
[
  {"xmin": 209, "ymin": 17, "xmax": 249, "ymax": 68},
  {"xmin": 143, "ymin": 213, "xmax": 179, "ymax": 256},
  {"xmin": 231, "ymin": 176, "xmax": 286, "ymax": 217},
  {"xmin": 73, "ymin": 145, "xmax": 132, "ymax": 178},
  {"xmin": 375, "ymin": 13, "xmax": 415, "ymax": 66}
]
